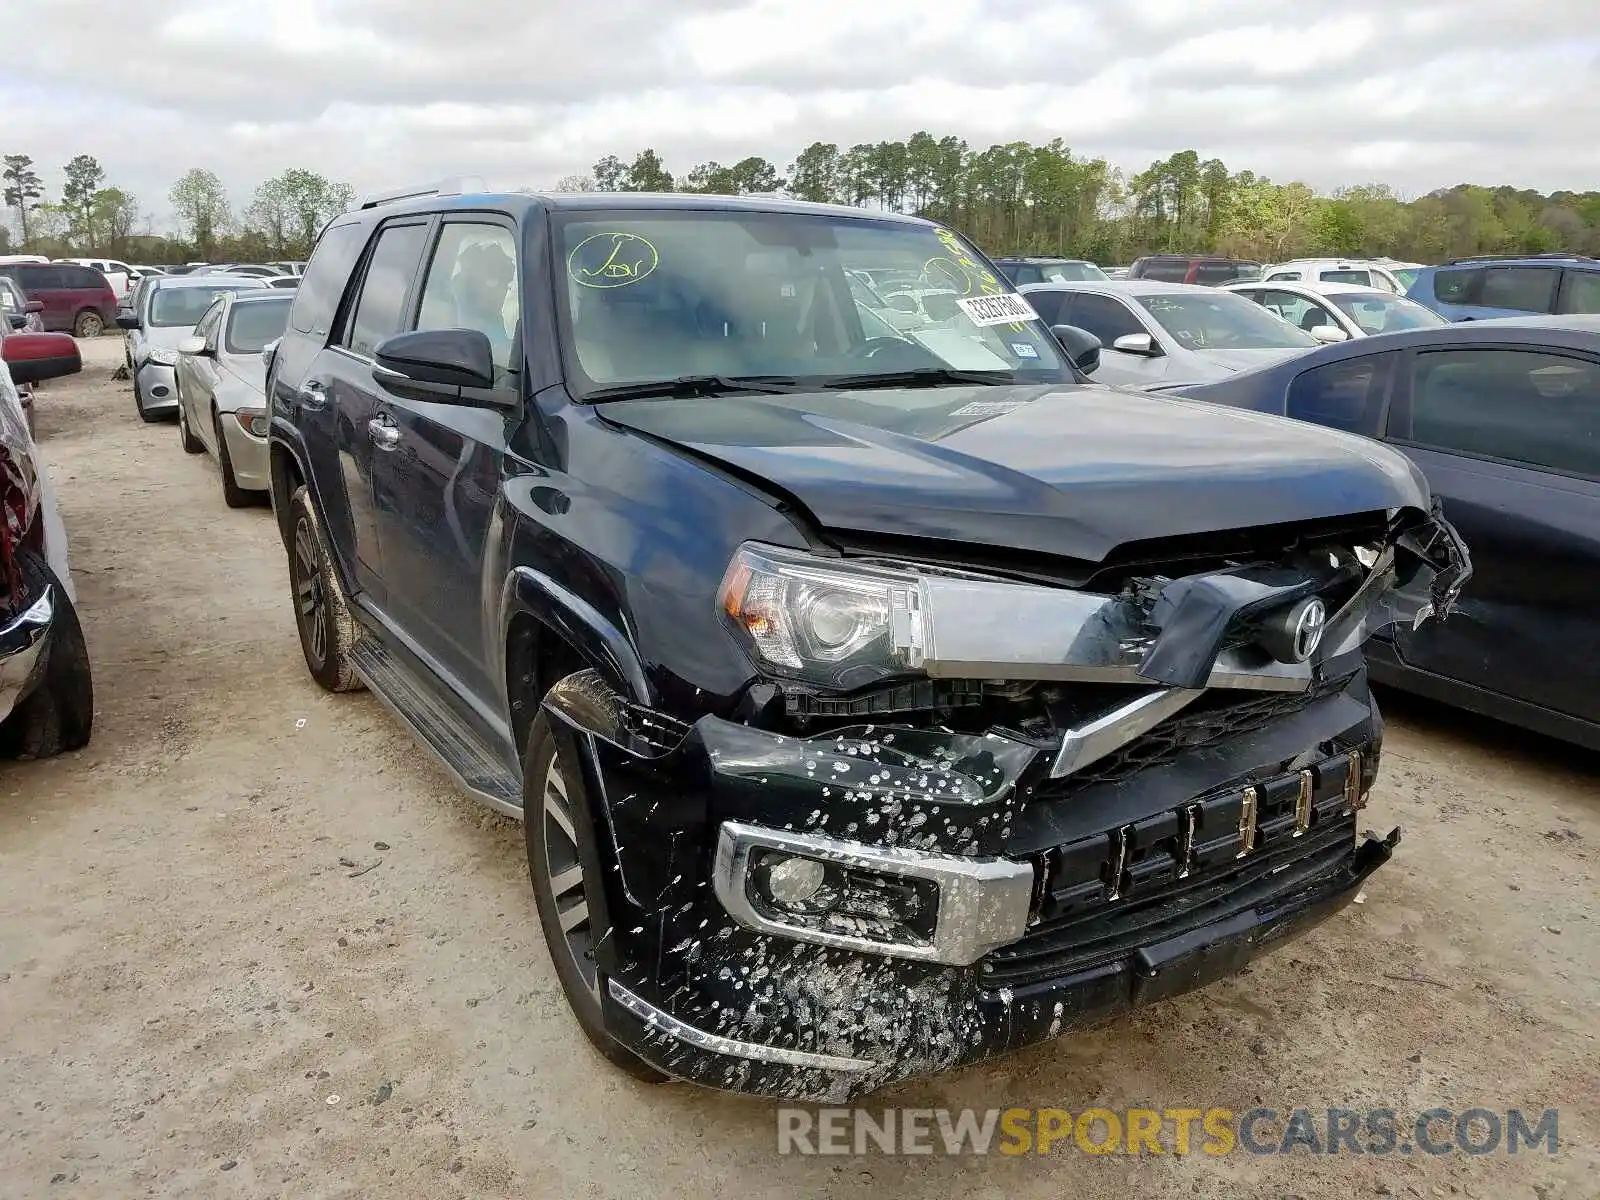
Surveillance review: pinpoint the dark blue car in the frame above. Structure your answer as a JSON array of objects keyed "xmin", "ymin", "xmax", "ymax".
[
  {"xmin": 1169, "ymin": 314, "xmax": 1600, "ymax": 750},
  {"xmin": 1407, "ymin": 254, "xmax": 1600, "ymax": 321},
  {"xmin": 262, "ymin": 183, "xmax": 1469, "ymax": 1099}
]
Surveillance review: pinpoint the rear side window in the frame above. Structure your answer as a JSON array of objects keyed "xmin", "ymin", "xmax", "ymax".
[
  {"xmin": 1404, "ymin": 349, "xmax": 1600, "ymax": 476},
  {"xmin": 340, "ymin": 222, "xmax": 430, "ymax": 358},
  {"xmin": 65, "ymin": 265, "xmax": 105, "ymax": 288},
  {"xmin": 1479, "ymin": 267, "xmax": 1557, "ymax": 313},
  {"xmin": 1137, "ymin": 260, "xmax": 1190, "ymax": 283},
  {"xmin": 14, "ymin": 265, "xmax": 60, "ymax": 290},
  {"xmin": 1193, "ymin": 262, "xmax": 1238, "ymax": 285},
  {"xmin": 1286, "ymin": 353, "xmax": 1392, "ymax": 433},
  {"xmin": 1430, "ymin": 268, "xmax": 1482, "ymax": 305},
  {"xmin": 291, "ymin": 221, "xmax": 370, "ymax": 338},
  {"xmin": 1557, "ymin": 270, "xmax": 1600, "ymax": 315}
]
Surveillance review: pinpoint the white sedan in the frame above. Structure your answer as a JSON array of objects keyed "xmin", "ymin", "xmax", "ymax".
[{"xmin": 1222, "ymin": 280, "xmax": 1448, "ymax": 340}]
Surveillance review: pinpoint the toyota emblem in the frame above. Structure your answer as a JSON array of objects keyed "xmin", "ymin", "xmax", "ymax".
[{"xmin": 1291, "ymin": 597, "xmax": 1328, "ymax": 662}]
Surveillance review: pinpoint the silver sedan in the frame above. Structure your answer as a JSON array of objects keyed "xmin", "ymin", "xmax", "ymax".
[
  {"xmin": 1019, "ymin": 279, "xmax": 1326, "ymax": 388},
  {"xmin": 173, "ymin": 290, "xmax": 293, "ymax": 507}
]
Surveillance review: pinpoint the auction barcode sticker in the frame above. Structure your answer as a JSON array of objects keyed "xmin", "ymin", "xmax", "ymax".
[{"xmin": 956, "ymin": 293, "xmax": 1039, "ymax": 327}]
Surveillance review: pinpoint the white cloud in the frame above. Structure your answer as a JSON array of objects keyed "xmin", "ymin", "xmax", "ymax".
[{"xmin": 2, "ymin": 0, "xmax": 1596, "ymax": 234}]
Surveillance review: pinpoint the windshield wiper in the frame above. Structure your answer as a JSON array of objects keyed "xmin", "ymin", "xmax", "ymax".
[
  {"xmin": 584, "ymin": 374, "xmax": 803, "ymax": 401},
  {"xmin": 812, "ymin": 367, "xmax": 1016, "ymax": 391}
]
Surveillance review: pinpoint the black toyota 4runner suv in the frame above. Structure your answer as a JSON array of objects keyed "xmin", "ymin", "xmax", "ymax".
[{"xmin": 265, "ymin": 182, "xmax": 1469, "ymax": 1100}]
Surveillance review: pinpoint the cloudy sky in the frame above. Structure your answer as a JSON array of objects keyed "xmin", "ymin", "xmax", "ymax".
[{"xmin": 5, "ymin": 0, "xmax": 1597, "ymax": 229}]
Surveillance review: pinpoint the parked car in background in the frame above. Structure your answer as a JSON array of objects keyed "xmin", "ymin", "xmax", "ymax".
[
  {"xmin": 116, "ymin": 275, "xmax": 270, "ymax": 421},
  {"xmin": 1166, "ymin": 313, "xmax": 1600, "ymax": 749},
  {"xmin": 0, "ymin": 336, "xmax": 94, "ymax": 757},
  {"xmin": 991, "ymin": 256, "xmax": 1110, "ymax": 284},
  {"xmin": 1127, "ymin": 255, "xmax": 1261, "ymax": 285},
  {"xmin": 217, "ymin": 264, "xmax": 283, "ymax": 278},
  {"xmin": 131, "ymin": 265, "xmax": 169, "ymax": 278},
  {"xmin": 1405, "ymin": 254, "xmax": 1600, "ymax": 322},
  {"xmin": 0, "ymin": 262, "xmax": 118, "ymax": 338},
  {"xmin": 265, "ymin": 186, "xmax": 1469, "ymax": 1097},
  {"xmin": 1104, "ymin": 265, "xmax": 1130, "ymax": 279},
  {"xmin": 263, "ymin": 275, "xmax": 301, "ymax": 290},
  {"xmin": 2, "ymin": 277, "xmax": 44, "ymax": 333},
  {"xmin": 1223, "ymin": 280, "xmax": 1448, "ymax": 340},
  {"xmin": 267, "ymin": 261, "xmax": 306, "ymax": 276},
  {"xmin": 1373, "ymin": 259, "xmax": 1427, "ymax": 291},
  {"xmin": 57, "ymin": 257, "xmax": 136, "ymax": 298},
  {"xmin": 1019, "ymin": 280, "xmax": 1321, "ymax": 386},
  {"xmin": 1259, "ymin": 259, "xmax": 1406, "ymax": 293},
  {"xmin": 174, "ymin": 291, "xmax": 292, "ymax": 506}
]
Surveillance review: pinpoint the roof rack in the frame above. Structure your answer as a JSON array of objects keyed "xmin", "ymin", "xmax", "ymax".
[
  {"xmin": 359, "ymin": 176, "xmax": 489, "ymax": 210},
  {"xmin": 1447, "ymin": 252, "xmax": 1597, "ymax": 265}
]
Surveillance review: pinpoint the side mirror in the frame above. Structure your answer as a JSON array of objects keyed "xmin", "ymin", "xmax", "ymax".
[
  {"xmin": 25, "ymin": 300, "xmax": 42, "ymax": 314},
  {"xmin": 0, "ymin": 331, "xmax": 83, "ymax": 384},
  {"xmin": 115, "ymin": 312, "xmax": 140, "ymax": 330},
  {"xmin": 8, "ymin": 312, "xmax": 28, "ymax": 331},
  {"xmin": 262, "ymin": 337, "xmax": 281, "ymax": 369},
  {"xmin": 1309, "ymin": 325, "xmax": 1349, "ymax": 344},
  {"xmin": 1111, "ymin": 332, "xmax": 1160, "ymax": 356},
  {"xmin": 1049, "ymin": 324, "xmax": 1103, "ymax": 375},
  {"xmin": 178, "ymin": 335, "xmax": 209, "ymax": 356},
  {"xmin": 372, "ymin": 328, "xmax": 509, "ymax": 406}
]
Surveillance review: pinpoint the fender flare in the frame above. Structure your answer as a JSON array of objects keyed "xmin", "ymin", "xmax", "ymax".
[{"xmin": 498, "ymin": 565, "xmax": 653, "ymax": 710}]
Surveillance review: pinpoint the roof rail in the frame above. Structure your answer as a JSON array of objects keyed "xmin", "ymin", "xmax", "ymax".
[
  {"xmin": 359, "ymin": 175, "xmax": 490, "ymax": 210},
  {"xmin": 1447, "ymin": 252, "xmax": 1596, "ymax": 265}
]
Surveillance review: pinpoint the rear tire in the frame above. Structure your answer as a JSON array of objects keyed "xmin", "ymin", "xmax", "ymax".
[
  {"xmin": 215, "ymin": 413, "xmax": 253, "ymax": 508},
  {"xmin": 286, "ymin": 485, "xmax": 364, "ymax": 693},
  {"xmin": 524, "ymin": 701, "xmax": 666, "ymax": 1085},
  {"xmin": 73, "ymin": 310, "xmax": 103, "ymax": 339},
  {"xmin": 0, "ymin": 554, "xmax": 94, "ymax": 760}
]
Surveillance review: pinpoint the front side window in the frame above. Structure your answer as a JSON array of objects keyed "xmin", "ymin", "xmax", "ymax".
[
  {"xmin": 149, "ymin": 285, "xmax": 257, "ymax": 327},
  {"xmin": 1061, "ymin": 293, "xmax": 1145, "ymax": 344},
  {"xmin": 1258, "ymin": 289, "xmax": 1336, "ymax": 333},
  {"xmin": 554, "ymin": 212, "xmax": 1070, "ymax": 392},
  {"xmin": 1558, "ymin": 270, "xmax": 1600, "ymax": 315},
  {"xmin": 291, "ymin": 221, "xmax": 369, "ymax": 337},
  {"xmin": 1479, "ymin": 267, "xmax": 1557, "ymax": 313},
  {"xmin": 225, "ymin": 297, "xmax": 293, "ymax": 355},
  {"xmin": 192, "ymin": 300, "xmax": 225, "ymax": 344},
  {"xmin": 342, "ymin": 222, "xmax": 430, "ymax": 358},
  {"xmin": 1133, "ymin": 291, "xmax": 1319, "ymax": 350},
  {"xmin": 1325, "ymin": 291, "xmax": 1447, "ymax": 335},
  {"xmin": 416, "ymin": 223, "xmax": 520, "ymax": 380},
  {"xmin": 1406, "ymin": 349, "xmax": 1600, "ymax": 476}
]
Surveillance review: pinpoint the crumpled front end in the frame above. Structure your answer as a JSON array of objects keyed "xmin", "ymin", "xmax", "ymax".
[{"xmin": 546, "ymin": 504, "xmax": 1468, "ymax": 1099}]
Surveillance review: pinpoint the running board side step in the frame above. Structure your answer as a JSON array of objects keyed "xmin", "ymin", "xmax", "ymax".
[{"xmin": 349, "ymin": 639, "xmax": 524, "ymax": 818}]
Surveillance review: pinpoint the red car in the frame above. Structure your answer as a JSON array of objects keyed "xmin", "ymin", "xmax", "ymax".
[{"xmin": 0, "ymin": 261, "xmax": 118, "ymax": 338}]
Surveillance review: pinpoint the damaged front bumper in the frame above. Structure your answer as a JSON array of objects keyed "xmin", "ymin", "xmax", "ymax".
[
  {"xmin": 0, "ymin": 586, "xmax": 53, "ymax": 722},
  {"xmin": 545, "ymin": 653, "xmax": 1392, "ymax": 1101}
]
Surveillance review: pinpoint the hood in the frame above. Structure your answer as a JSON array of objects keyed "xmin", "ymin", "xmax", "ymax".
[
  {"xmin": 1188, "ymin": 347, "xmax": 1308, "ymax": 376},
  {"xmin": 597, "ymin": 383, "xmax": 1430, "ymax": 565},
  {"xmin": 144, "ymin": 325, "xmax": 194, "ymax": 352}
]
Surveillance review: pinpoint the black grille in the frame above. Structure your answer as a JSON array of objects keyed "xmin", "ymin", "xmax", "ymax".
[{"xmin": 1039, "ymin": 671, "xmax": 1354, "ymax": 794}]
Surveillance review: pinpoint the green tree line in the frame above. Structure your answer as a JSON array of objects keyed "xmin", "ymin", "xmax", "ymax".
[
  {"xmin": 574, "ymin": 138, "xmax": 1600, "ymax": 264},
  {"xmin": 1, "ymin": 154, "xmax": 353, "ymax": 264}
]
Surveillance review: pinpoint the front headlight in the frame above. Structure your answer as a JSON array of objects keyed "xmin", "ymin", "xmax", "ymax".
[
  {"xmin": 718, "ymin": 544, "xmax": 919, "ymax": 690},
  {"xmin": 147, "ymin": 348, "xmax": 177, "ymax": 366}
]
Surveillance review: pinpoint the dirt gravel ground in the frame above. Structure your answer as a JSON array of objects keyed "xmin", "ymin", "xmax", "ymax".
[{"xmin": 0, "ymin": 336, "xmax": 1596, "ymax": 1199}]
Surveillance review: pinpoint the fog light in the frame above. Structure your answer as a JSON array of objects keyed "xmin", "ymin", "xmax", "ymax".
[{"xmin": 763, "ymin": 854, "xmax": 826, "ymax": 906}]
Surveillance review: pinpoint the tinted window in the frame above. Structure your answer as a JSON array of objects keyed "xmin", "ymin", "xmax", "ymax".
[
  {"xmin": 1479, "ymin": 267, "xmax": 1557, "ymax": 313},
  {"xmin": 1004, "ymin": 264, "xmax": 1040, "ymax": 284},
  {"xmin": 415, "ymin": 222, "xmax": 520, "ymax": 380},
  {"xmin": 290, "ymin": 221, "xmax": 369, "ymax": 338},
  {"xmin": 1137, "ymin": 260, "xmax": 1190, "ymax": 283},
  {"xmin": 1067, "ymin": 293, "xmax": 1146, "ymax": 343},
  {"xmin": 1319, "ymin": 270, "xmax": 1370, "ymax": 286},
  {"xmin": 1287, "ymin": 354, "xmax": 1391, "ymax": 433},
  {"xmin": 342, "ymin": 222, "xmax": 429, "ymax": 357},
  {"xmin": 11, "ymin": 265, "xmax": 62, "ymax": 290},
  {"xmin": 64, "ymin": 265, "xmax": 104, "ymax": 289},
  {"xmin": 1024, "ymin": 290, "xmax": 1067, "ymax": 325},
  {"xmin": 1194, "ymin": 262, "xmax": 1240, "ymax": 285},
  {"xmin": 1557, "ymin": 270, "xmax": 1600, "ymax": 315},
  {"xmin": 1431, "ymin": 268, "xmax": 1482, "ymax": 305},
  {"xmin": 1406, "ymin": 349, "xmax": 1600, "ymax": 475},
  {"xmin": 193, "ymin": 301, "xmax": 225, "ymax": 343},
  {"xmin": 226, "ymin": 297, "xmax": 293, "ymax": 354}
]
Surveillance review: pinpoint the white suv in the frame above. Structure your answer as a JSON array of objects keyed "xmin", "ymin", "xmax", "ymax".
[{"xmin": 1258, "ymin": 259, "xmax": 1405, "ymax": 293}]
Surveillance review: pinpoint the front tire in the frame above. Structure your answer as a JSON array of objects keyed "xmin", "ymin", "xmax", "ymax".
[
  {"xmin": 0, "ymin": 554, "xmax": 94, "ymax": 760},
  {"xmin": 286, "ymin": 485, "xmax": 363, "ymax": 692},
  {"xmin": 524, "ymin": 704, "xmax": 666, "ymax": 1084},
  {"xmin": 133, "ymin": 371, "xmax": 160, "ymax": 424}
]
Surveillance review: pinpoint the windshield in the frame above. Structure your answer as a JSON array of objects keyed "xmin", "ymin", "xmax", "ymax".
[
  {"xmin": 1326, "ymin": 290, "xmax": 1447, "ymax": 335},
  {"xmin": 150, "ymin": 284, "xmax": 258, "ymax": 327},
  {"xmin": 225, "ymin": 298, "xmax": 293, "ymax": 354},
  {"xmin": 555, "ymin": 211, "xmax": 1071, "ymax": 395},
  {"xmin": 1133, "ymin": 291, "xmax": 1319, "ymax": 350}
]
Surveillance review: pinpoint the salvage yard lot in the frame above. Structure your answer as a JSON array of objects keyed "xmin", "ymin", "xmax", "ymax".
[{"xmin": 1, "ymin": 337, "xmax": 1596, "ymax": 1199}]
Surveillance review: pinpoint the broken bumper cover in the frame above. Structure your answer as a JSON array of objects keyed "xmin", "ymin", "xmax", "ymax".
[{"xmin": 542, "ymin": 658, "xmax": 1390, "ymax": 1100}]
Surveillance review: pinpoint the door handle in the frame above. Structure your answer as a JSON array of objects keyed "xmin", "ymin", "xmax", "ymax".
[
  {"xmin": 368, "ymin": 416, "xmax": 401, "ymax": 451},
  {"xmin": 298, "ymin": 379, "xmax": 329, "ymax": 410}
]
